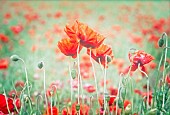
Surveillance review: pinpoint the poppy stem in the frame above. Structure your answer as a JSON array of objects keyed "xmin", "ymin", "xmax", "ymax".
[
  {"xmin": 36, "ymin": 94, "xmax": 43, "ymax": 115},
  {"xmin": 51, "ymin": 96, "xmax": 53, "ymax": 115},
  {"xmin": 3, "ymin": 88, "xmax": 11, "ymax": 114},
  {"xmin": 89, "ymin": 49, "xmax": 100, "ymax": 108},
  {"xmin": 68, "ymin": 61, "xmax": 73, "ymax": 115},
  {"xmin": 162, "ymin": 32, "xmax": 168, "ymax": 114},
  {"xmin": 103, "ymin": 55, "xmax": 108, "ymax": 115},
  {"xmin": 77, "ymin": 44, "xmax": 83, "ymax": 115},
  {"xmin": 138, "ymin": 64, "xmax": 149, "ymax": 110},
  {"xmin": 116, "ymin": 76, "xmax": 122, "ymax": 115},
  {"xmin": 12, "ymin": 81, "xmax": 19, "ymax": 113},
  {"xmin": 42, "ymin": 61, "xmax": 49, "ymax": 115}
]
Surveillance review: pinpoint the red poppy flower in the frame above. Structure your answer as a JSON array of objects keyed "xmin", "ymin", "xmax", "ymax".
[
  {"xmin": 44, "ymin": 106, "xmax": 59, "ymax": 115},
  {"xmin": 98, "ymin": 95, "xmax": 116, "ymax": 107},
  {"xmin": 0, "ymin": 59, "xmax": 8, "ymax": 70},
  {"xmin": 10, "ymin": 25, "xmax": 23, "ymax": 35},
  {"xmin": 83, "ymin": 84, "xmax": 96, "ymax": 93},
  {"xmin": 87, "ymin": 44, "xmax": 114, "ymax": 68},
  {"xmin": 58, "ymin": 38, "xmax": 82, "ymax": 58},
  {"xmin": 0, "ymin": 34, "xmax": 9, "ymax": 43},
  {"xmin": 62, "ymin": 103, "xmax": 89, "ymax": 115},
  {"xmin": 64, "ymin": 20, "xmax": 105, "ymax": 48},
  {"xmin": 0, "ymin": 94, "xmax": 21, "ymax": 114},
  {"xmin": 128, "ymin": 50, "xmax": 154, "ymax": 72}
]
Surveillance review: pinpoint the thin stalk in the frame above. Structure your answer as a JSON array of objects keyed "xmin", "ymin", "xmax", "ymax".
[
  {"xmin": 42, "ymin": 61, "xmax": 48, "ymax": 114},
  {"xmin": 51, "ymin": 97, "xmax": 53, "ymax": 115},
  {"xmin": 19, "ymin": 58, "xmax": 31, "ymax": 98},
  {"xmin": 162, "ymin": 32, "xmax": 168, "ymax": 110},
  {"xmin": 68, "ymin": 62, "xmax": 72, "ymax": 115},
  {"xmin": 138, "ymin": 64, "xmax": 149, "ymax": 110},
  {"xmin": 89, "ymin": 49, "xmax": 100, "ymax": 108},
  {"xmin": 3, "ymin": 88, "xmax": 11, "ymax": 114}
]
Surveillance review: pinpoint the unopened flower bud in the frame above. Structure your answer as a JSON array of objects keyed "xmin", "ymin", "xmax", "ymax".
[
  {"xmin": 105, "ymin": 94, "xmax": 110, "ymax": 102},
  {"xmin": 158, "ymin": 38, "xmax": 164, "ymax": 47},
  {"xmin": 23, "ymin": 94, "xmax": 29, "ymax": 103},
  {"xmin": 38, "ymin": 61, "xmax": 43, "ymax": 69},
  {"xmin": 118, "ymin": 98, "xmax": 123, "ymax": 108},
  {"xmin": 121, "ymin": 88, "xmax": 126, "ymax": 100},
  {"xmin": 76, "ymin": 104, "xmax": 80, "ymax": 111},
  {"xmin": 10, "ymin": 55, "xmax": 20, "ymax": 61},
  {"xmin": 71, "ymin": 69, "xmax": 77, "ymax": 79},
  {"xmin": 107, "ymin": 56, "xmax": 112, "ymax": 63}
]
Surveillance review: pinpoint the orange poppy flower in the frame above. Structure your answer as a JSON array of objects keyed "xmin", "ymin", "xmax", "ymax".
[
  {"xmin": 87, "ymin": 44, "xmax": 113, "ymax": 68},
  {"xmin": 62, "ymin": 103, "xmax": 89, "ymax": 115},
  {"xmin": 58, "ymin": 38, "xmax": 82, "ymax": 58},
  {"xmin": 128, "ymin": 50, "xmax": 154, "ymax": 72},
  {"xmin": 44, "ymin": 106, "xmax": 59, "ymax": 115},
  {"xmin": 64, "ymin": 20, "xmax": 105, "ymax": 48}
]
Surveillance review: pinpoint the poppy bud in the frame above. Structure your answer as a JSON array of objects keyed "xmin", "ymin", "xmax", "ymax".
[
  {"xmin": 107, "ymin": 56, "xmax": 112, "ymax": 63},
  {"xmin": 71, "ymin": 69, "xmax": 77, "ymax": 79},
  {"xmin": 10, "ymin": 55, "xmax": 20, "ymax": 61},
  {"xmin": 68, "ymin": 102, "xmax": 71, "ymax": 107},
  {"xmin": 158, "ymin": 38, "xmax": 164, "ymax": 47},
  {"xmin": 124, "ymin": 104, "xmax": 131, "ymax": 115},
  {"xmin": 165, "ymin": 61, "xmax": 169, "ymax": 68},
  {"xmin": 118, "ymin": 98, "xmax": 123, "ymax": 108},
  {"xmin": 105, "ymin": 94, "xmax": 110, "ymax": 102},
  {"xmin": 23, "ymin": 94, "xmax": 29, "ymax": 103},
  {"xmin": 146, "ymin": 108, "xmax": 157, "ymax": 115},
  {"xmin": 121, "ymin": 88, "xmax": 126, "ymax": 100},
  {"xmin": 76, "ymin": 104, "xmax": 80, "ymax": 111},
  {"xmin": 38, "ymin": 61, "xmax": 43, "ymax": 69}
]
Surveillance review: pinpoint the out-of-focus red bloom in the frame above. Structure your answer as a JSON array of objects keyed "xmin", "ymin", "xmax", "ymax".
[
  {"xmin": 46, "ymin": 80, "xmax": 63, "ymax": 97},
  {"xmin": 24, "ymin": 13, "xmax": 39, "ymax": 22},
  {"xmin": 0, "ymin": 34, "xmax": 9, "ymax": 43},
  {"xmin": 98, "ymin": 95, "xmax": 116, "ymax": 107},
  {"xmin": 64, "ymin": 20, "xmax": 105, "ymax": 48},
  {"xmin": 87, "ymin": 44, "xmax": 114, "ymax": 68},
  {"xmin": 44, "ymin": 106, "xmax": 59, "ymax": 115},
  {"xmin": 0, "ymin": 59, "xmax": 8, "ymax": 70},
  {"xmin": 83, "ymin": 84, "xmax": 96, "ymax": 93},
  {"xmin": 58, "ymin": 38, "xmax": 82, "ymax": 58},
  {"xmin": 0, "ymin": 94, "xmax": 20, "ymax": 114},
  {"xmin": 153, "ymin": 18, "xmax": 165, "ymax": 33},
  {"xmin": 15, "ymin": 81, "xmax": 25, "ymax": 88},
  {"xmin": 54, "ymin": 11, "xmax": 62, "ymax": 18},
  {"xmin": 108, "ymin": 86, "xmax": 118, "ymax": 96},
  {"xmin": 4, "ymin": 13, "xmax": 12, "ymax": 19},
  {"xmin": 128, "ymin": 50, "xmax": 154, "ymax": 72},
  {"xmin": 62, "ymin": 103, "xmax": 89, "ymax": 115},
  {"xmin": 166, "ymin": 75, "xmax": 170, "ymax": 85},
  {"xmin": 10, "ymin": 25, "xmax": 23, "ymax": 35},
  {"xmin": 134, "ymin": 90, "xmax": 152, "ymax": 105}
]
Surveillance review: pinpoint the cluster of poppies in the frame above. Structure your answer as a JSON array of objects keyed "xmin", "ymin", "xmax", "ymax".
[
  {"xmin": 0, "ymin": 94, "xmax": 21, "ymax": 114},
  {"xmin": 58, "ymin": 20, "xmax": 114, "ymax": 67}
]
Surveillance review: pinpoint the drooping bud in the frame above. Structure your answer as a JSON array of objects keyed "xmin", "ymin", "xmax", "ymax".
[
  {"xmin": 38, "ymin": 61, "xmax": 43, "ymax": 69},
  {"xmin": 118, "ymin": 98, "xmax": 123, "ymax": 108},
  {"xmin": 107, "ymin": 56, "xmax": 112, "ymax": 63},
  {"xmin": 158, "ymin": 38, "xmax": 164, "ymax": 47},
  {"xmin": 23, "ymin": 94, "xmax": 29, "ymax": 103},
  {"xmin": 71, "ymin": 69, "xmax": 77, "ymax": 79},
  {"xmin": 10, "ymin": 55, "xmax": 20, "ymax": 61},
  {"xmin": 76, "ymin": 104, "xmax": 80, "ymax": 111},
  {"xmin": 105, "ymin": 94, "xmax": 110, "ymax": 102},
  {"xmin": 121, "ymin": 87, "xmax": 126, "ymax": 100}
]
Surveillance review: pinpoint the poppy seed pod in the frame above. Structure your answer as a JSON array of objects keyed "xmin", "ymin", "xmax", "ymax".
[
  {"xmin": 158, "ymin": 38, "xmax": 164, "ymax": 47},
  {"xmin": 10, "ymin": 55, "xmax": 20, "ymax": 61},
  {"xmin": 38, "ymin": 61, "xmax": 43, "ymax": 69}
]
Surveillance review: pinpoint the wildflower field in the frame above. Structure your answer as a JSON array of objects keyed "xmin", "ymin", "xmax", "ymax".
[{"xmin": 0, "ymin": 1, "xmax": 170, "ymax": 115}]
